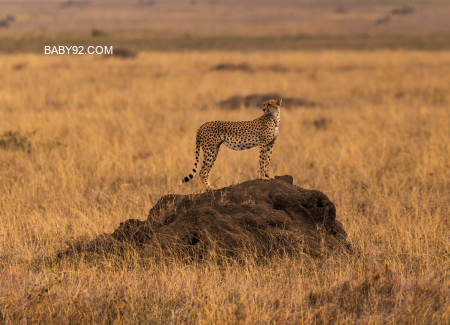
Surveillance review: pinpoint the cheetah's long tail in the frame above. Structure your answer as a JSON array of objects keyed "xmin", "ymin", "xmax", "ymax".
[{"xmin": 180, "ymin": 136, "xmax": 201, "ymax": 184}]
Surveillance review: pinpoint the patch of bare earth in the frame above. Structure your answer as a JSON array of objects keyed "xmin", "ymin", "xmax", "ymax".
[{"xmin": 219, "ymin": 93, "xmax": 318, "ymax": 110}]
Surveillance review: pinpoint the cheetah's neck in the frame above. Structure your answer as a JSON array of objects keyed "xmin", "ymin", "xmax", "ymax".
[{"xmin": 269, "ymin": 112, "xmax": 280, "ymax": 127}]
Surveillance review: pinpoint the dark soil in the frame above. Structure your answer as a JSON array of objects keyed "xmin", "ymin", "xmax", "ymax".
[
  {"xmin": 219, "ymin": 93, "xmax": 318, "ymax": 110},
  {"xmin": 59, "ymin": 175, "xmax": 350, "ymax": 260}
]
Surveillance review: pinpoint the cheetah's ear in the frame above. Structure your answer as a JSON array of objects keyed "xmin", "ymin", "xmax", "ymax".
[{"xmin": 277, "ymin": 99, "xmax": 282, "ymax": 106}]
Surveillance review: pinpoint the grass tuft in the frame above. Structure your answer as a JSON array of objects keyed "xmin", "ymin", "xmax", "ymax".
[{"xmin": 0, "ymin": 129, "xmax": 37, "ymax": 152}]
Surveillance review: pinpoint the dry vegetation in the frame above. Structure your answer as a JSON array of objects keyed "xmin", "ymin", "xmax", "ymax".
[{"xmin": 1, "ymin": 50, "xmax": 450, "ymax": 323}]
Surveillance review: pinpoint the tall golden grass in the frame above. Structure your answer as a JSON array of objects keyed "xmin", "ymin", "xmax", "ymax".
[{"xmin": 1, "ymin": 50, "xmax": 450, "ymax": 323}]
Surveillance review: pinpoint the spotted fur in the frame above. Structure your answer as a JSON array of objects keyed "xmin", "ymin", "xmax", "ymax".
[{"xmin": 181, "ymin": 99, "xmax": 282, "ymax": 190}]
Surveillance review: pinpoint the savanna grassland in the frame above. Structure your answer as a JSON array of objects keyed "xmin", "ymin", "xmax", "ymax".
[{"xmin": 1, "ymin": 50, "xmax": 450, "ymax": 323}]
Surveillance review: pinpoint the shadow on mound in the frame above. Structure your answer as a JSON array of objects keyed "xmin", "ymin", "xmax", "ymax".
[{"xmin": 59, "ymin": 176, "xmax": 351, "ymax": 261}]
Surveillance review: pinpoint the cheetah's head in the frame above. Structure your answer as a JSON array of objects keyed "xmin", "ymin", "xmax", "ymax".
[{"xmin": 262, "ymin": 99, "xmax": 282, "ymax": 115}]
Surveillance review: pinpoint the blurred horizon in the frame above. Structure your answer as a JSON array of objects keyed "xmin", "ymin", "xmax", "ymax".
[
  {"xmin": 1, "ymin": 0, "xmax": 450, "ymax": 37},
  {"xmin": 1, "ymin": 0, "xmax": 450, "ymax": 52}
]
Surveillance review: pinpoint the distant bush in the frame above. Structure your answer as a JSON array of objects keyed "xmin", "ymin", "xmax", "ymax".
[
  {"xmin": 211, "ymin": 62, "xmax": 252, "ymax": 72},
  {"xmin": 91, "ymin": 28, "xmax": 103, "ymax": 37},
  {"xmin": 391, "ymin": 6, "xmax": 416, "ymax": 15},
  {"xmin": 137, "ymin": 0, "xmax": 155, "ymax": 5},
  {"xmin": 334, "ymin": 7, "xmax": 347, "ymax": 14},
  {"xmin": 0, "ymin": 20, "xmax": 9, "ymax": 28},
  {"xmin": 375, "ymin": 15, "xmax": 391, "ymax": 25},
  {"xmin": 0, "ymin": 130, "xmax": 37, "ymax": 152},
  {"xmin": 60, "ymin": 0, "xmax": 90, "ymax": 8},
  {"xmin": 110, "ymin": 48, "xmax": 138, "ymax": 59}
]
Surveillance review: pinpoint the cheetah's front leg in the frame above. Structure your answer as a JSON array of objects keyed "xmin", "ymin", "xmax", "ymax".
[
  {"xmin": 258, "ymin": 144, "xmax": 270, "ymax": 181},
  {"xmin": 263, "ymin": 140, "xmax": 276, "ymax": 180}
]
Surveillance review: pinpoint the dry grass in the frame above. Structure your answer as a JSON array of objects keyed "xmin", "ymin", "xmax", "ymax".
[{"xmin": 1, "ymin": 50, "xmax": 450, "ymax": 323}]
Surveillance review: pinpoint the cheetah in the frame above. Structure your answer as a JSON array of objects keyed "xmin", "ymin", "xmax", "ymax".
[{"xmin": 181, "ymin": 99, "xmax": 282, "ymax": 190}]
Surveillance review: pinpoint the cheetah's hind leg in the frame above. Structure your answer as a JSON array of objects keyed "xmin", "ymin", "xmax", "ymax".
[{"xmin": 199, "ymin": 146, "xmax": 220, "ymax": 190}]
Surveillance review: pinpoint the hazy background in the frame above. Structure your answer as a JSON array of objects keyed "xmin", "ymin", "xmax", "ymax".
[{"xmin": 1, "ymin": 0, "xmax": 450, "ymax": 52}]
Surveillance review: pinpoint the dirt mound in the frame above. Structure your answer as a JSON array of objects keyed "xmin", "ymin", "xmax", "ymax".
[
  {"xmin": 219, "ymin": 93, "xmax": 317, "ymax": 110},
  {"xmin": 60, "ymin": 176, "xmax": 350, "ymax": 260}
]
